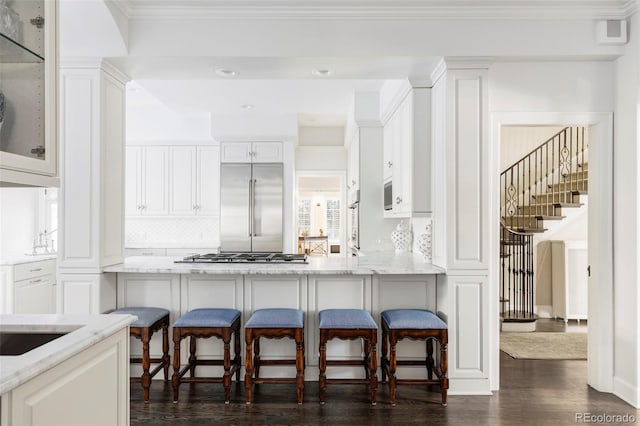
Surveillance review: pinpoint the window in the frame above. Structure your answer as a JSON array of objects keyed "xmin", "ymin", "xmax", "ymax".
[
  {"xmin": 297, "ymin": 199, "xmax": 311, "ymax": 236},
  {"xmin": 326, "ymin": 199, "xmax": 340, "ymax": 240}
]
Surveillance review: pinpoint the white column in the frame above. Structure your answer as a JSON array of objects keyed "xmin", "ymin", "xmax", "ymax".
[
  {"xmin": 435, "ymin": 59, "xmax": 492, "ymax": 394},
  {"xmin": 57, "ymin": 60, "xmax": 127, "ymax": 314}
]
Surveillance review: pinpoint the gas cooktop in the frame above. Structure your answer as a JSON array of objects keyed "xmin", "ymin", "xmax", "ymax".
[{"xmin": 175, "ymin": 253, "xmax": 308, "ymax": 264}]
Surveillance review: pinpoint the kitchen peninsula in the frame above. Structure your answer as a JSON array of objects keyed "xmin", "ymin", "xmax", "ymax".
[
  {"xmin": 104, "ymin": 252, "xmax": 446, "ymax": 380},
  {"xmin": 0, "ymin": 314, "xmax": 135, "ymax": 425}
]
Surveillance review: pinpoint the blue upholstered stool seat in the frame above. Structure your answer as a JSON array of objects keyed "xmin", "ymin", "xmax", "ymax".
[
  {"xmin": 110, "ymin": 306, "xmax": 171, "ymax": 402},
  {"xmin": 111, "ymin": 307, "xmax": 169, "ymax": 328},
  {"xmin": 381, "ymin": 309, "xmax": 448, "ymax": 330},
  {"xmin": 173, "ymin": 308, "xmax": 240, "ymax": 328},
  {"xmin": 245, "ymin": 308, "xmax": 304, "ymax": 329},
  {"xmin": 319, "ymin": 309, "xmax": 377, "ymax": 329}
]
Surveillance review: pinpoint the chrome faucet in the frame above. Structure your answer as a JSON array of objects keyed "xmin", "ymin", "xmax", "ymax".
[{"xmin": 30, "ymin": 229, "xmax": 57, "ymax": 255}]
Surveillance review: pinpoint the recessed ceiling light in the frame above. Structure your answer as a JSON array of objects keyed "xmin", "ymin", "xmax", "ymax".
[
  {"xmin": 312, "ymin": 69, "xmax": 333, "ymax": 77},
  {"xmin": 241, "ymin": 104, "xmax": 254, "ymax": 110},
  {"xmin": 215, "ymin": 68, "xmax": 238, "ymax": 77}
]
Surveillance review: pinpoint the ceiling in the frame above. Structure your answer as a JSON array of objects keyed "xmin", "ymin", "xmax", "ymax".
[
  {"xmin": 63, "ymin": 0, "xmax": 634, "ymax": 136},
  {"xmin": 121, "ymin": 56, "xmax": 441, "ymax": 127}
]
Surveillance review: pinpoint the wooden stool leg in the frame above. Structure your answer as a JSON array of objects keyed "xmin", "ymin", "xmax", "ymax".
[
  {"xmin": 234, "ymin": 325, "xmax": 241, "ymax": 382},
  {"xmin": 188, "ymin": 336, "xmax": 197, "ymax": 378},
  {"xmin": 295, "ymin": 329, "xmax": 304, "ymax": 404},
  {"xmin": 140, "ymin": 327, "xmax": 151, "ymax": 403},
  {"xmin": 172, "ymin": 329, "xmax": 181, "ymax": 403},
  {"xmin": 245, "ymin": 330, "xmax": 253, "ymax": 405},
  {"xmin": 389, "ymin": 333, "xmax": 398, "ymax": 406},
  {"xmin": 440, "ymin": 339, "xmax": 449, "ymax": 406},
  {"xmin": 319, "ymin": 331, "xmax": 327, "ymax": 405},
  {"xmin": 254, "ymin": 337, "xmax": 261, "ymax": 379},
  {"xmin": 369, "ymin": 332, "xmax": 378, "ymax": 406},
  {"xmin": 223, "ymin": 330, "xmax": 232, "ymax": 404},
  {"xmin": 426, "ymin": 338, "xmax": 435, "ymax": 380},
  {"xmin": 381, "ymin": 327, "xmax": 388, "ymax": 384},
  {"xmin": 162, "ymin": 321, "xmax": 170, "ymax": 381},
  {"xmin": 363, "ymin": 337, "xmax": 371, "ymax": 380}
]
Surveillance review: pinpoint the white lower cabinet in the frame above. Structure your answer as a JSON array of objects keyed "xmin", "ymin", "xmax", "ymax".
[
  {"xmin": 116, "ymin": 273, "xmax": 180, "ymax": 377},
  {"xmin": 374, "ymin": 275, "xmax": 438, "ymax": 380},
  {"xmin": 114, "ymin": 272, "xmax": 440, "ymax": 380},
  {"xmin": 0, "ymin": 259, "xmax": 56, "ymax": 314},
  {"xmin": 308, "ymin": 275, "xmax": 371, "ymax": 377},
  {"xmin": 3, "ymin": 329, "xmax": 130, "ymax": 426}
]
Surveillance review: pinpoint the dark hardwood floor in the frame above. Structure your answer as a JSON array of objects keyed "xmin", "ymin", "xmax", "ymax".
[{"xmin": 131, "ymin": 319, "xmax": 637, "ymax": 426}]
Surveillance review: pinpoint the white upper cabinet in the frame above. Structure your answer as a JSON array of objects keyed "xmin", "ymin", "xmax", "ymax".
[
  {"xmin": 169, "ymin": 146, "xmax": 197, "ymax": 215},
  {"xmin": 127, "ymin": 144, "xmax": 220, "ymax": 217},
  {"xmin": 195, "ymin": 146, "xmax": 220, "ymax": 215},
  {"xmin": 168, "ymin": 145, "xmax": 220, "ymax": 216},
  {"xmin": 220, "ymin": 142, "xmax": 282, "ymax": 163},
  {"xmin": 125, "ymin": 146, "xmax": 169, "ymax": 216},
  {"xmin": 0, "ymin": 0, "xmax": 58, "ymax": 186},
  {"xmin": 382, "ymin": 87, "xmax": 431, "ymax": 218}
]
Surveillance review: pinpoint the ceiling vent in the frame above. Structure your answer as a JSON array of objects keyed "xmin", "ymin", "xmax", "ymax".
[{"xmin": 596, "ymin": 20, "xmax": 627, "ymax": 45}]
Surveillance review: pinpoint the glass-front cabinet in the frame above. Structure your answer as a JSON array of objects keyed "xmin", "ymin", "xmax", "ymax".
[{"xmin": 0, "ymin": 0, "xmax": 57, "ymax": 185}]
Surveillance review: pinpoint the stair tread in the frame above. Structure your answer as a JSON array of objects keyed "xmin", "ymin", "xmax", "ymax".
[{"xmin": 502, "ymin": 215, "xmax": 565, "ymax": 220}]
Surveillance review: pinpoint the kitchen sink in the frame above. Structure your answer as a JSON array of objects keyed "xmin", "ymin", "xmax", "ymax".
[{"xmin": 0, "ymin": 332, "xmax": 68, "ymax": 356}]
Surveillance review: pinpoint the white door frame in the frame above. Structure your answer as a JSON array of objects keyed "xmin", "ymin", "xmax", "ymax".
[
  {"xmin": 490, "ymin": 112, "xmax": 614, "ymax": 392},
  {"xmin": 294, "ymin": 170, "xmax": 348, "ymax": 255}
]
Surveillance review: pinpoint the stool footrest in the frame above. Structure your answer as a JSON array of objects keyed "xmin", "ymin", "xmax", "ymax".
[
  {"xmin": 255, "ymin": 359, "xmax": 297, "ymax": 366},
  {"xmin": 394, "ymin": 378, "xmax": 444, "ymax": 386},
  {"xmin": 395, "ymin": 360, "xmax": 428, "ymax": 366},
  {"xmin": 326, "ymin": 378, "xmax": 373, "ymax": 385},
  {"xmin": 251, "ymin": 378, "xmax": 299, "ymax": 385},
  {"xmin": 326, "ymin": 359, "xmax": 368, "ymax": 366}
]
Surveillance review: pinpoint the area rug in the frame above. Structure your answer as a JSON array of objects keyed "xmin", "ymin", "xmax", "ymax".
[{"xmin": 500, "ymin": 332, "xmax": 587, "ymax": 360}]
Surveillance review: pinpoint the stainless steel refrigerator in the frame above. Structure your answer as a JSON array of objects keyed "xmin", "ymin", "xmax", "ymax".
[{"xmin": 220, "ymin": 163, "xmax": 283, "ymax": 253}]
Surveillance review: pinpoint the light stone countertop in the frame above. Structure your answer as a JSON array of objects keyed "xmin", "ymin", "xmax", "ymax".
[
  {"xmin": 0, "ymin": 314, "xmax": 136, "ymax": 394},
  {"xmin": 103, "ymin": 251, "xmax": 446, "ymax": 275},
  {"xmin": 0, "ymin": 254, "xmax": 57, "ymax": 266}
]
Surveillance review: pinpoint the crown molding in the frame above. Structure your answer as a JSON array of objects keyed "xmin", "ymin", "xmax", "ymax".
[
  {"xmin": 125, "ymin": 0, "xmax": 633, "ymax": 20},
  {"xmin": 60, "ymin": 58, "xmax": 131, "ymax": 84},
  {"xmin": 443, "ymin": 57, "xmax": 495, "ymax": 70}
]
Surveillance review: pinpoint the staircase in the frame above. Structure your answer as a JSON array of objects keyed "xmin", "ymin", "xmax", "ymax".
[{"xmin": 500, "ymin": 127, "xmax": 588, "ymax": 329}]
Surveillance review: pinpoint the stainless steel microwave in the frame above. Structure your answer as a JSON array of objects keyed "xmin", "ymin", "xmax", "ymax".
[{"xmin": 384, "ymin": 180, "xmax": 393, "ymax": 210}]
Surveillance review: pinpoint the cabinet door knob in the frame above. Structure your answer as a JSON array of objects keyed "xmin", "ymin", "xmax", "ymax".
[
  {"xmin": 396, "ymin": 196, "xmax": 402, "ymax": 204},
  {"xmin": 388, "ymin": 161, "xmax": 393, "ymax": 168}
]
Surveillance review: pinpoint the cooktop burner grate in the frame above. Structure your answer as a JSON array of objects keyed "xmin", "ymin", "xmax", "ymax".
[{"xmin": 175, "ymin": 253, "xmax": 308, "ymax": 264}]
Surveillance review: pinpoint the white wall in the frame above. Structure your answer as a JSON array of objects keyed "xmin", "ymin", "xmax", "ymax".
[
  {"xmin": 211, "ymin": 113, "xmax": 298, "ymax": 141},
  {"xmin": 295, "ymin": 146, "xmax": 347, "ymax": 171},
  {"xmin": 127, "ymin": 106, "xmax": 213, "ymax": 142},
  {"xmin": 500, "ymin": 126, "xmax": 565, "ymax": 171},
  {"xmin": 298, "ymin": 127, "xmax": 344, "ymax": 146},
  {"xmin": 0, "ymin": 188, "xmax": 40, "ymax": 258},
  {"xmin": 613, "ymin": 12, "xmax": 640, "ymax": 408},
  {"xmin": 489, "ymin": 59, "xmax": 640, "ymax": 406},
  {"xmin": 490, "ymin": 61, "xmax": 614, "ymax": 112}
]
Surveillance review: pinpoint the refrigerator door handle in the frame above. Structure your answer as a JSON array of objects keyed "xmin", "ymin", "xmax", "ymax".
[
  {"xmin": 248, "ymin": 179, "xmax": 253, "ymax": 237},
  {"xmin": 253, "ymin": 179, "xmax": 258, "ymax": 236}
]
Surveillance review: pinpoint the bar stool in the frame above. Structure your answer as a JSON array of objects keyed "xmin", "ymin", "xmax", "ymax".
[
  {"xmin": 110, "ymin": 307, "xmax": 170, "ymax": 403},
  {"xmin": 318, "ymin": 308, "xmax": 378, "ymax": 405},
  {"xmin": 171, "ymin": 308, "xmax": 241, "ymax": 404},
  {"xmin": 380, "ymin": 309, "xmax": 448, "ymax": 406},
  {"xmin": 244, "ymin": 308, "xmax": 305, "ymax": 404}
]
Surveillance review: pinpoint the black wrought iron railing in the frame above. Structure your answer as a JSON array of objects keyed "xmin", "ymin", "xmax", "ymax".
[
  {"xmin": 500, "ymin": 221, "xmax": 534, "ymax": 320},
  {"xmin": 500, "ymin": 127, "xmax": 588, "ymax": 231}
]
